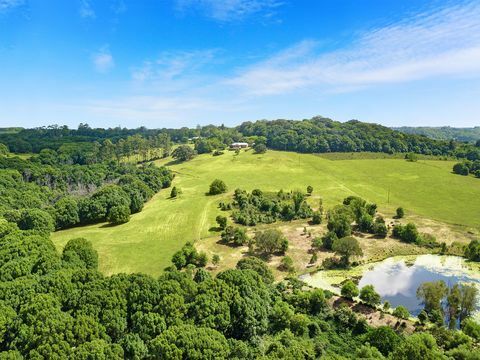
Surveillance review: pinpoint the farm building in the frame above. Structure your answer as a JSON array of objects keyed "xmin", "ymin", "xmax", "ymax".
[{"xmin": 230, "ymin": 142, "xmax": 249, "ymax": 149}]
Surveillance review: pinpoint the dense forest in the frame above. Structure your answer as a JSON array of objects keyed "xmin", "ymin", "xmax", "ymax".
[
  {"xmin": 2, "ymin": 118, "xmax": 480, "ymax": 161},
  {"xmin": 0, "ymin": 147, "xmax": 173, "ymax": 232},
  {"xmin": 394, "ymin": 126, "xmax": 480, "ymax": 144}
]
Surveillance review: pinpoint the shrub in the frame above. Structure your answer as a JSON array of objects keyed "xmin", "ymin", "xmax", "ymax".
[
  {"xmin": 341, "ymin": 280, "xmax": 359, "ymax": 300},
  {"xmin": 209, "ymin": 179, "xmax": 227, "ymax": 195},
  {"xmin": 311, "ymin": 211, "xmax": 322, "ymax": 224},
  {"xmin": 279, "ymin": 256, "xmax": 294, "ymax": 272},
  {"xmin": 396, "ymin": 207, "xmax": 405, "ymax": 218},
  {"xmin": 393, "ymin": 305, "xmax": 410, "ymax": 320},
  {"xmin": 107, "ymin": 205, "xmax": 131, "ymax": 225},
  {"xmin": 359, "ymin": 285, "xmax": 381, "ymax": 307}
]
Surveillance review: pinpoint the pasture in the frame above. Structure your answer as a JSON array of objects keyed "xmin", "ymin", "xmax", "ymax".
[{"xmin": 51, "ymin": 150, "xmax": 480, "ymax": 276}]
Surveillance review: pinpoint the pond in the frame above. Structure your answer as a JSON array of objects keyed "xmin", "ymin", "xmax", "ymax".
[{"xmin": 302, "ymin": 255, "xmax": 480, "ymax": 317}]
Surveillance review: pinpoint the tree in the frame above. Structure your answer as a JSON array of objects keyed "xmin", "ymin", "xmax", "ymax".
[
  {"xmin": 107, "ymin": 204, "xmax": 131, "ymax": 225},
  {"xmin": 322, "ymin": 231, "xmax": 338, "ymax": 250},
  {"xmin": 327, "ymin": 214, "xmax": 352, "ymax": 238},
  {"xmin": 254, "ymin": 229, "xmax": 288, "ymax": 255},
  {"xmin": 393, "ymin": 305, "xmax": 410, "ymax": 320},
  {"xmin": 0, "ymin": 143, "xmax": 9, "ymax": 155},
  {"xmin": 221, "ymin": 226, "xmax": 248, "ymax": 246},
  {"xmin": 253, "ymin": 143, "xmax": 267, "ymax": 154},
  {"xmin": 391, "ymin": 333, "xmax": 444, "ymax": 360},
  {"xmin": 208, "ymin": 179, "xmax": 227, "ymax": 195},
  {"xmin": 465, "ymin": 239, "xmax": 480, "ymax": 261},
  {"xmin": 62, "ymin": 237, "xmax": 98, "ymax": 269},
  {"xmin": 453, "ymin": 162, "xmax": 470, "ymax": 176},
  {"xmin": 311, "ymin": 211, "xmax": 322, "ymax": 224},
  {"xmin": 360, "ymin": 285, "xmax": 381, "ymax": 307},
  {"xmin": 171, "ymin": 145, "xmax": 196, "ymax": 162},
  {"xmin": 416, "ymin": 281, "xmax": 447, "ymax": 314},
  {"xmin": 53, "ymin": 197, "xmax": 79, "ymax": 229},
  {"xmin": 5, "ymin": 208, "xmax": 55, "ymax": 234},
  {"xmin": 365, "ymin": 326, "xmax": 401, "ymax": 356},
  {"xmin": 396, "ymin": 207, "xmax": 405, "ymax": 218},
  {"xmin": 462, "ymin": 319, "xmax": 480, "ymax": 341},
  {"xmin": 170, "ymin": 186, "xmax": 178, "ymax": 198},
  {"xmin": 459, "ymin": 284, "xmax": 478, "ymax": 324},
  {"xmin": 405, "ymin": 152, "xmax": 418, "ymax": 162},
  {"xmin": 306, "ymin": 185, "xmax": 313, "ymax": 195},
  {"xmin": 236, "ymin": 257, "xmax": 274, "ymax": 284},
  {"xmin": 212, "ymin": 254, "xmax": 220, "ymax": 267},
  {"xmin": 216, "ymin": 215, "xmax": 227, "ymax": 230},
  {"xmin": 332, "ymin": 236, "xmax": 363, "ymax": 266},
  {"xmin": 341, "ymin": 280, "xmax": 359, "ymax": 299}
]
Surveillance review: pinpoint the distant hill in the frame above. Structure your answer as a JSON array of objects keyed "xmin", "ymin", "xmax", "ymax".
[{"xmin": 393, "ymin": 126, "xmax": 480, "ymax": 143}]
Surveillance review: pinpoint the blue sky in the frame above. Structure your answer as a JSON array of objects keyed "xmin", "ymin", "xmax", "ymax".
[{"xmin": 1, "ymin": 0, "xmax": 480, "ymax": 128}]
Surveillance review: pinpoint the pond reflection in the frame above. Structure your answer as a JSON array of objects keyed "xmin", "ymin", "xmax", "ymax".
[{"xmin": 358, "ymin": 255, "xmax": 480, "ymax": 316}]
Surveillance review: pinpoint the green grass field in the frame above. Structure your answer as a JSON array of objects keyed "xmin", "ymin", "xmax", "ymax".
[{"xmin": 51, "ymin": 150, "xmax": 480, "ymax": 276}]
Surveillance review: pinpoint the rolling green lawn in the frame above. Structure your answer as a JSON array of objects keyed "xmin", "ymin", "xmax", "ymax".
[{"xmin": 51, "ymin": 150, "xmax": 480, "ymax": 276}]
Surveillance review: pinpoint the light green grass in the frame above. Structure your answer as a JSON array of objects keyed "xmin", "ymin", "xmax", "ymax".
[{"xmin": 51, "ymin": 150, "xmax": 480, "ymax": 276}]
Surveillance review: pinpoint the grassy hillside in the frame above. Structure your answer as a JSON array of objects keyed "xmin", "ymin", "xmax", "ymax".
[{"xmin": 51, "ymin": 150, "xmax": 480, "ymax": 276}]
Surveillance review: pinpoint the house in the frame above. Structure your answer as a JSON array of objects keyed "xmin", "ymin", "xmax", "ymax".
[{"xmin": 230, "ymin": 142, "xmax": 249, "ymax": 149}]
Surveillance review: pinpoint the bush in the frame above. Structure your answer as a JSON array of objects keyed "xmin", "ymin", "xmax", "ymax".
[
  {"xmin": 236, "ymin": 257, "xmax": 274, "ymax": 284},
  {"xmin": 208, "ymin": 179, "xmax": 227, "ymax": 195},
  {"xmin": 453, "ymin": 162, "xmax": 470, "ymax": 176},
  {"xmin": 107, "ymin": 205, "xmax": 131, "ymax": 225},
  {"xmin": 359, "ymin": 285, "xmax": 381, "ymax": 307},
  {"xmin": 253, "ymin": 143, "xmax": 267, "ymax": 154},
  {"xmin": 465, "ymin": 239, "xmax": 480, "ymax": 261},
  {"xmin": 341, "ymin": 280, "xmax": 359, "ymax": 299},
  {"xmin": 254, "ymin": 229, "xmax": 288, "ymax": 255},
  {"xmin": 393, "ymin": 305, "xmax": 410, "ymax": 319},
  {"xmin": 396, "ymin": 207, "xmax": 405, "ymax": 218},
  {"xmin": 215, "ymin": 215, "xmax": 227, "ymax": 230},
  {"xmin": 322, "ymin": 231, "xmax": 337, "ymax": 250},
  {"xmin": 279, "ymin": 256, "xmax": 294, "ymax": 272},
  {"xmin": 170, "ymin": 186, "xmax": 178, "ymax": 198},
  {"xmin": 311, "ymin": 211, "xmax": 322, "ymax": 224}
]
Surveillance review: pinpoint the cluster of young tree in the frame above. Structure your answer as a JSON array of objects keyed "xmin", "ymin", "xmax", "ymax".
[
  {"xmin": 416, "ymin": 280, "xmax": 478, "ymax": 330},
  {"xmin": 0, "ymin": 153, "xmax": 173, "ymax": 230},
  {"xmin": 227, "ymin": 188, "xmax": 314, "ymax": 226},
  {"xmin": 2, "ymin": 221, "xmax": 479, "ymax": 359},
  {"xmin": 452, "ymin": 160, "xmax": 480, "ymax": 178},
  {"xmin": 323, "ymin": 196, "xmax": 387, "ymax": 245},
  {"xmin": 392, "ymin": 222, "xmax": 438, "ymax": 247}
]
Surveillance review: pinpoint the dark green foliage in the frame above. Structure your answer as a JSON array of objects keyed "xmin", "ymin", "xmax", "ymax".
[
  {"xmin": 229, "ymin": 188, "xmax": 313, "ymax": 226},
  {"xmin": 405, "ymin": 152, "xmax": 418, "ymax": 162},
  {"xmin": 4, "ymin": 208, "xmax": 54, "ymax": 234},
  {"xmin": 171, "ymin": 242, "xmax": 207, "ymax": 269},
  {"xmin": 465, "ymin": 239, "xmax": 480, "ymax": 261},
  {"xmin": 62, "ymin": 237, "xmax": 99, "ymax": 269},
  {"xmin": 365, "ymin": 326, "xmax": 401, "ymax": 356},
  {"xmin": 392, "ymin": 223, "xmax": 421, "ymax": 244},
  {"xmin": 416, "ymin": 280, "xmax": 448, "ymax": 314},
  {"xmin": 390, "ymin": 333, "xmax": 444, "ymax": 360},
  {"xmin": 311, "ymin": 211, "xmax": 322, "ymax": 224},
  {"xmin": 220, "ymin": 226, "xmax": 248, "ymax": 246},
  {"xmin": 170, "ymin": 186, "xmax": 178, "ymax": 198},
  {"xmin": 209, "ymin": 179, "xmax": 228, "ymax": 195},
  {"xmin": 341, "ymin": 280, "xmax": 359, "ymax": 299},
  {"xmin": 322, "ymin": 231, "xmax": 338, "ymax": 250},
  {"xmin": 359, "ymin": 285, "xmax": 381, "ymax": 307},
  {"xmin": 53, "ymin": 197, "xmax": 79, "ymax": 229},
  {"xmin": 172, "ymin": 145, "xmax": 196, "ymax": 162},
  {"xmin": 254, "ymin": 229, "xmax": 288, "ymax": 255},
  {"xmin": 453, "ymin": 162, "xmax": 470, "ymax": 175},
  {"xmin": 106, "ymin": 204, "xmax": 131, "ymax": 225},
  {"xmin": 236, "ymin": 257, "xmax": 274, "ymax": 284},
  {"xmin": 332, "ymin": 236, "xmax": 363, "ymax": 266},
  {"xmin": 396, "ymin": 207, "xmax": 405, "ymax": 218},
  {"xmin": 215, "ymin": 215, "xmax": 227, "ymax": 230}
]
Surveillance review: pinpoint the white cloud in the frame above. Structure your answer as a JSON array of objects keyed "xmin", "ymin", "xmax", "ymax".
[
  {"xmin": 176, "ymin": 0, "xmax": 283, "ymax": 21},
  {"xmin": 92, "ymin": 49, "xmax": 114, "ymax": 73},
  {"xmin": 0, "ymin": 0, "xmax": 24, "ymax": 12},
  {"xmin": 229, "ymin": 1, "xmax": 480, "ymax": 95},
  {"xmin": 79, "ymin": 0, "xmax": 95, "ymax": 19},
  {"xmin": 132, "ymin": 49, "xmax": 219, "ymax": 83}
]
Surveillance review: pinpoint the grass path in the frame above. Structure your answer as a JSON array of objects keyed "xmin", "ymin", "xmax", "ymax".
[{"xmin": 51, "ymin": 150, "xmax": 480, "ymax": 276}]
